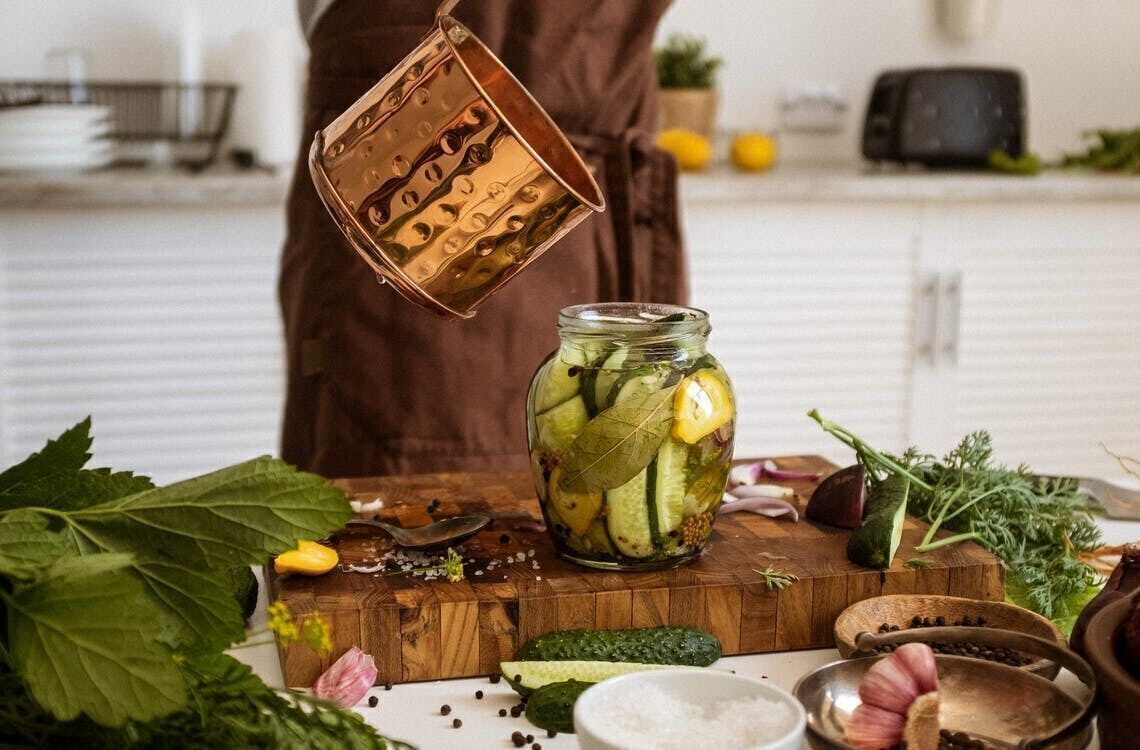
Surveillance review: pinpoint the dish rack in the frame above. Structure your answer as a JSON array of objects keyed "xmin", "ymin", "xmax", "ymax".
[{"xmin": 0, "ymin": 80, "xmax": 237, "ymax": 170}]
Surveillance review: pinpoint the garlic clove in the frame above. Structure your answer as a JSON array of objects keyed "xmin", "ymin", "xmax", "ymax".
[
  {"xmin": 894, "ymin": 642, "xmax": 939, "ymax": 695},
  {"xmin": 858, "ymin": 652, "xmax": 921, "ymax": 714},
  {"xmin": 845, "ymin": 702, "xmax": 906, "ymax": 750},
  {"xmin": 903, "ymin": 691, "xmax": 941, "ymax": 750}
]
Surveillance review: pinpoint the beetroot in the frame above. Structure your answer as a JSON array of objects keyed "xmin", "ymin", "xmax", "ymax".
[{"xmin": 806, "ymin": 464, "xmax": 866, "ymax": 528}]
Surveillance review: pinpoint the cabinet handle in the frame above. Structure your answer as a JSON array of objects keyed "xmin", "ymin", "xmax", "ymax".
[
  {"xmin": 941, "ymin": 272, "xmax": 962, "ymax": 363},
  {"xmin": 915, "ymin": 272, "xmax": 940, "ymax": 365}
]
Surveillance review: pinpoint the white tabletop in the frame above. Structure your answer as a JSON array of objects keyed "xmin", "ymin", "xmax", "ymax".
[{"xmin": 236, "ymin": 517, "xmax": 1139, "ymax": 749}]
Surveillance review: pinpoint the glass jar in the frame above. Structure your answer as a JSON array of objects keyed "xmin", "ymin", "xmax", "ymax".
[{"xmin": 526, "ymin": 302, "xmax": 736, "ymax": 570}]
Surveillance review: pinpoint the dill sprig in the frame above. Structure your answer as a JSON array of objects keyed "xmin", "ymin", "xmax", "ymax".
[
  {"xmin": 809, "ymin": 410, "xmax": 1102, "ymax": 620},
  {"xmin": 753, "ymin": 566, "xmax": 799, "ymax": 591}
]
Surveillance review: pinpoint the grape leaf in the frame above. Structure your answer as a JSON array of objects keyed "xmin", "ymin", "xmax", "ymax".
[
  {"xmin": 558, "ymin": 385, "xmax": 678, "ymax": 492},
  {"xmin": 63, "ymin": 456, "xmax": 350, "ymax": 569},
  {"xmin": 8, "ymin": 554, "xmax": 187, "ymax": 726},
  {"xmin": 131, "ymin": 558, "xmax": 247, "ymax": 650},
  {"xmin": 0, "ymin": 509, "xmax": 70, "ymax": 579}
]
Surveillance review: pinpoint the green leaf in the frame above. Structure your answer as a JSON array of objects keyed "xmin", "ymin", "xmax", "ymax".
[
  {"xmin": 0, "ymin": 509, "xmax": 71, "ymax": 579},
  {"xmin": 0, "ymin": 418, "xmax": 93, "ymax": 506},
  {"xmin": 65, "ymin": 456, "xmax": 350, "ymax": 569},
  {"xmin": 1, "ymin": 468, "xmax": 155, "ymax": 513},
  {"xmin": 7, "ymin": 554, "xmax": 187, "ymax": 726},
  {"xmin": 559, "ymin": 386, "xmax": 678, "ymax": 492},
  {"xmin": 131, "ymin": 558, "xmax": 247, "ymax": 650}
]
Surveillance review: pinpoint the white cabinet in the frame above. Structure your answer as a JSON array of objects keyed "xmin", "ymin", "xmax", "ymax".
[
  {"xmin": 681, "ymin": 173, "xmax": 1140, "ymax": 482},
  {"xmin": 0, "ymin": 205, "xmax": 287, "ymax": 484}
]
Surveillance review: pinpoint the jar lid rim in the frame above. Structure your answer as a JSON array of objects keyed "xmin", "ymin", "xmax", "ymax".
[{"xmin": 557, "ymin": 303, "xmax": 709, "ymax": 335}]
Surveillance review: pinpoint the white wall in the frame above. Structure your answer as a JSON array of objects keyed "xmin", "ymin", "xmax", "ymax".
[{"xmin": 2, "ymin": 0, "xmax": 1137, "ymax": 162}]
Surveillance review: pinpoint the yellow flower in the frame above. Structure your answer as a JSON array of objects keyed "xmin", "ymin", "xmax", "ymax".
[
  {"xmin": 443, "ymin": 547, "xmax": 465, "ymax": 583},
  {"xmin": 267, "ymin": 600, "xmax": 299, "ymax": 645},
  {"xmin": 301, "ymin": 613, "xmax": 332, "ymax": 656}
]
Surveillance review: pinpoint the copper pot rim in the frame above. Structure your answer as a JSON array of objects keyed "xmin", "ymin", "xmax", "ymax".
[{"xmin": 434, "ymin": 13, "xmax": 605, "ymax": 214}]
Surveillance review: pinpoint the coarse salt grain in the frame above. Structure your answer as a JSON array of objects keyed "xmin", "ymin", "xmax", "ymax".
[{"xmin": 586, "ymin": 684, "xmax": 793, "ymax": 750}]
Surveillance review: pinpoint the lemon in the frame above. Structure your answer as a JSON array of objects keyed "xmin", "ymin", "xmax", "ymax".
[
  {"xmin": 672, "ymin": 369, "xmax": 734, "ymax": 444},
  {"xmin": 731, "ymin": 132, "xmax": 777, "ymax": 172},
  {"xmin": 656, "ymin": 128, "xmax": 713, "ymax": 171}
]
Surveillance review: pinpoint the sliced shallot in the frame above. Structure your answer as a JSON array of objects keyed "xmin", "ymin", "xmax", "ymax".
[{"xmin": 718, "ymin": 492, "xmax": 799, "ymax": 521}]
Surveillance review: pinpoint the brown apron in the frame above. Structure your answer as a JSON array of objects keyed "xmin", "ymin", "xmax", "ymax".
[{"xmin": 280, "ymin": 0, "xmax": 685, "ymax": 477}]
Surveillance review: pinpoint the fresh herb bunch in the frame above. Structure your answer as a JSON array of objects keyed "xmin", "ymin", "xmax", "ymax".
[
  {"xmin": 0, "ymin": 418, "xmax": 408, "ymax": 749},
  {"xmin": 654, "ymin": 33, "xmax": 723, "ymax": 89},
  {"xmin": 808, "ymin": 410, "xmax": 1102, "ymax": 627}
]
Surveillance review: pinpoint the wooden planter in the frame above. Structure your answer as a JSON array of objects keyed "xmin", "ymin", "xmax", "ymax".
[{"xmin": 657, "ymin": 88, "xmax": 718, "ymax": 138}]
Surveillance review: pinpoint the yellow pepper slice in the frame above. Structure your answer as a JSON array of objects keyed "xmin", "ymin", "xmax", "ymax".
[
  {"xmin": 274, "ymin": 540, "xmax": 339, "ymax": 576},
  {"xmin": 672, "ymin": 369, "xmax": 734, "ymax": 444}
]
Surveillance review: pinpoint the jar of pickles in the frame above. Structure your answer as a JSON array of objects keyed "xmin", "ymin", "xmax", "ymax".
[{"xmin": 526, "ymin": 303, "xmax": 735, "ymax": 570}]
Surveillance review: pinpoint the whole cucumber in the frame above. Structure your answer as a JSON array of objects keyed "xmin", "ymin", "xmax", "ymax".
[{"xmin": 516, "ymin": 626, "xmax": 721, "ymax": 666}]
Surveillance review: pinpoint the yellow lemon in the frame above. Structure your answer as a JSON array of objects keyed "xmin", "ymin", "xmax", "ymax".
[
  {"xmin": 656, "ymin": 128, "xmax": 713, "ymax": 171},
  {"xmin": 731, "ymin": 132, "xmax": 777, "ymax": 172}
]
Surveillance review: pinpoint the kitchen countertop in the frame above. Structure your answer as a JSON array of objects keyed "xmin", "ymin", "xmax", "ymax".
[
  {"xmin": 1, "ymin": 163, "xmax": 1138, "ymax": 210},
  {"xmin": 235, "ymin": 515, "xmax": 1139, "ymax": 750}
]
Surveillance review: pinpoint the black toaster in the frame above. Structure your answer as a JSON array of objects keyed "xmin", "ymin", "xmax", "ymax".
[{"xmin": 861, "ymin": 67, "xmax": 1025, "ymax": 167}]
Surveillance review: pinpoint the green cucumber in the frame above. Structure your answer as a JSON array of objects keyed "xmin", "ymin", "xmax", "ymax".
[
  {"xmin": 651, "ymin": 439, "xmax": 689, "ymax": 542},
  {"xmin": 525, "ymin": 680, "xmax": 591, "ymax": 734},
  {"xmin": 605, "ymin": 365, "xmax": 668, "ymax": 409},
  {"xmin": 516, "ymin": 626, "xmax": 722, "ymax": 665},
  {"xmin": 533, "ymin": 350, "xmax": 585, "ymax": 415},
  {"xmin": 605, "ymin": 467, "xmax": 653, "ymax": 558},
  {"xmin": 592, "ymin": 347, "xmax": 629, "ymax": 411},
  {"xmin": 501, "ymin": 660, "xmax": 704, "ymax": 696},
  {"xmin": 847, "ymin": 475, "xmax": 910, "ymax": 570},
  {"xmin": 579, "ymin": 345, "xmax": 616, "ymax": 417},
  {"xmin": 536, "ymin": 396, "xmax": 588, "ymax": 454}
]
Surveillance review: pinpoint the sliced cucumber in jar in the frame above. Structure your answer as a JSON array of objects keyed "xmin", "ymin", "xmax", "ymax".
[
  {"xmin": 534, "ymin": 349, "xmax": 586, "ymax": 414},
  {"xmin": 650, "ymin": 439, "xmax": 689, "ymax": 543},
  {"xmin": 536, "ymin": 395, "xmax": 588, "ymax": 454},
  {"xmin": 605, "ymin": 467, "xmax": 654, "ymax": 558},
  {"xmin": 592, "ymin": 346, "xmax": 629, "ymax": 411}
]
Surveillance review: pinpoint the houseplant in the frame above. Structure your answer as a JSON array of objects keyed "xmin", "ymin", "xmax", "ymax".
[{"xmin": 654, "ymin": 33, "xmax": 722, "ymax": 139}]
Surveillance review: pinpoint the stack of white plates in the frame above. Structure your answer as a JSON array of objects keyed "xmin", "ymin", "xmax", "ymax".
[{"xmin": 0, "ymin": 105, "xmax": 114, "ymax": 173}]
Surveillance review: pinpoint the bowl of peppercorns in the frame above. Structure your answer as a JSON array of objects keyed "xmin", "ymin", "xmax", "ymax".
[{"xmin": 834, "ymin": 595, "xmax": 1066, "ymax": 678}]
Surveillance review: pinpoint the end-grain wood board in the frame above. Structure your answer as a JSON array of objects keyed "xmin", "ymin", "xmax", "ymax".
[{"xmin": 268, "ymin": 456, "xmax": 1003, "ymax": 687}]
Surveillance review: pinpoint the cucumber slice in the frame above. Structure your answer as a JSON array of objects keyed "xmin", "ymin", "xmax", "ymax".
[
  {"xmin": 579, "ymin": 519, "xmax": 617, "ymax": 555},
  {"xmin": 579, "ymin": 345, "xmax": 616, "ymax": 417},
  {"xmin": 536, "ymin": 396, "xmax": 588, "ymax": 454},
  {"xmin": 605, "ymin": 467, "xmax": 654, "ymax": 558},
  {"xmin": 604, "ymin": 365, "xmax": 668, "ymax": 409},
  {"xmin": 548, "ymin": 465, "xmax": 603, "ymax": 536},
  {"xmin": 534, "ymin": 350, "xmax": 586, "ymax": 414},
  {"xmin": 592, "ymin": 347, "xmax": 629, "ymax": 409},
  {"xmin": 651, "ymin": 439, "xmax": 688, "ymax": 541},
  {"xmin": 501, "ymin": 660, "xmax": 703, "ymax": 696}
]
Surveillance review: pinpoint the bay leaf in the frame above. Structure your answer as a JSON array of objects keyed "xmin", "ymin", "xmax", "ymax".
[{"xmin": 558, "ymin": 384, "xmax": 678, "ymax": 492}]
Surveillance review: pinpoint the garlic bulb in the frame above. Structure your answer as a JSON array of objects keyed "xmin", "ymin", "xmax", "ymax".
[{"xmin": 846, "ymin": 643, "xmax": 941, "ymax": 749}]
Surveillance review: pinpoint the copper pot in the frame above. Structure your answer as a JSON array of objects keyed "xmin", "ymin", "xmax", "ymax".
[{"xmin": 308, "ymin": 0, "xmax": 605, "ymax": 318}]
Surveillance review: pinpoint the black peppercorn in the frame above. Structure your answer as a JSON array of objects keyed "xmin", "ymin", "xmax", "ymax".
[
  {"xmin": 547, "ymin": 729, "xmax": 557, "ymax": 737},
  {"xmin": 367, "ymin": 695, "xmax": 378, "ymax": 708},
  {"xmin": 440, "ymin": 704, "xmax": 451, "ymax": 716},
  {"xmin": 475, "ymin": 690, "xmax": 484, "ymax": 699},
  {"xmin": 452, "ymin": 718, "xmax": 462, "ymax": 729},
  {"xmin": 500, "ymin": 534, "xmax": 511, "ymax": 544},
  {"xmin": 489, "ymin": 673, "xmax": 501, "ymax": 683},
  {"xmin": 511, "ymin": 731, "xmax": 527, "ymax": 747},
  {"xmin": 384, "ymin": 681, "xmax": 393, "ymax": 691},
  {"xmin": 526, "ymin": 735, "xmax": 534, "ymax": 743},
  {"xmin": 498, "ymin": 708, "xmax": 507, "ymax": 717},
  {"xmin": 532, "ymin": 744, "xmax": 542, "ymax": 750}
]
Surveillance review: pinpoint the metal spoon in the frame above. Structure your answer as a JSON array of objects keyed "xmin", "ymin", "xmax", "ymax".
[{"xmin": 345, "ymin": 514, "xmax": 491, "ymax": 550}]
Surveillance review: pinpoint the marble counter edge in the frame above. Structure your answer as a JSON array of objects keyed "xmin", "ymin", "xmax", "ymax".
[
  {"xmin": 0, "ymin": 168, "xmax": 293, "ymax": 209},
  {"xmin": 2, "ymin": 164, "xmax": 1138, "ymax": 210}
]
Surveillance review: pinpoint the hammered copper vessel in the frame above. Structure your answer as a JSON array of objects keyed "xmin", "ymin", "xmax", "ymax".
[{"xmin": 308, "ymin": 0, "xmax": 606, "ymax": 318}]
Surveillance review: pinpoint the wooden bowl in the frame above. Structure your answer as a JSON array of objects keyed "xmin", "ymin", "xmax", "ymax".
[{"xmin": 834, "ymin": 594, "xmax": 1066, "ymax": 676}]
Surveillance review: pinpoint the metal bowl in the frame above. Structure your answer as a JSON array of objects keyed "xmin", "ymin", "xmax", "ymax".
[{"xmin": 794, "ymin": 627, "xmax": 1096, "ymax": 750}]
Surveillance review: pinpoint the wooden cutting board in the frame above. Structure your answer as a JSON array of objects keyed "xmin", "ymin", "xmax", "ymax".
[{"xmin": 268, "ymin": 456, "xmax": 1003, "ymax": 687}]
